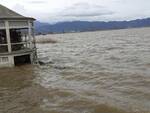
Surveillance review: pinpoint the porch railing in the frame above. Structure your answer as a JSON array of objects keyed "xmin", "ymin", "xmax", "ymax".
[{"xmin": 0, "ymin": 41, "xmax": 35, "ymax": 53}]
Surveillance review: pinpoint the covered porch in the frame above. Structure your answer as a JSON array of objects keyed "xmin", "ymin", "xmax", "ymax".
[
  {"xmin": 0, "ymin": 20, "xmax": 37, "ymax": 67},
  {"xmin": 0, "ymin": 20, "xmax": 36, "ymax": 54}
]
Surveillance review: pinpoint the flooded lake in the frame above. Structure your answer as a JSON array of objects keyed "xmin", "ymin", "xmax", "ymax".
[{"xmin": 0, "ymin": 28, "xmax": 150, "ymax": 113}]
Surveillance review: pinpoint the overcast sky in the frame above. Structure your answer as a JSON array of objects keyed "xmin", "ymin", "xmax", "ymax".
[{"xmin": 1, "ymin": 0, "xmax": 150, "ymax": 23}]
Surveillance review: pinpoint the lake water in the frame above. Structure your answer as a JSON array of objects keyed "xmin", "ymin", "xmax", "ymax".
[{"xmin": 0, "ymin": 28, "xmax": 150, "ymax": 113}]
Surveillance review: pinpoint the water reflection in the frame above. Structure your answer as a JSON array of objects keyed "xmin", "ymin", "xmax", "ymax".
[
  {"xmin": 0, "ymin": 65, "xmax": 34, "ymax": 90},
  {"xmin": 0, "ymin": 65, "xmax": 47, "ymax": 113}
]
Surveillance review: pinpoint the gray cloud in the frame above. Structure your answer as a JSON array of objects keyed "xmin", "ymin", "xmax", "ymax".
[
  {"xmin": 1, "ymin": 0, "xmax": 150, "ymax": 23},
  {"xmin": 58, "ymin": 3, "xmax": 114, "ymax": 17},
  {"xmin": 45, "ymin": 2, "xmax": 115, "ymax": 23},
  {"xmin": 12, "ymin": 4, "xmax": 27, "ymax": 15},
  {"xmin": 27, "ymin": 0, "xmax": 47, "ymax": 4}
]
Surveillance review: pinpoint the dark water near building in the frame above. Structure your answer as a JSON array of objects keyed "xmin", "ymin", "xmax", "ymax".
[{"xmin": 0, "ymin": 28, "xmax": 150, "ymax": 113}]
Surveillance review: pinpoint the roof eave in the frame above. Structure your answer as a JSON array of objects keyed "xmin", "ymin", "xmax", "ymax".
[{"xmin": 0, "ymin": 17, "xmax": 36, "ymax": 21}]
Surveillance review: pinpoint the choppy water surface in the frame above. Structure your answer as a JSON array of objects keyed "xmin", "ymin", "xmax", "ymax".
[{"xmin": 0, "ymin": 28, "xmax": 150, "ymax": 113}]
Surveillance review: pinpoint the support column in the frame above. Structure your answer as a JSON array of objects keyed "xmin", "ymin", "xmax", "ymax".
[
  {"xmin": 28, "ymin": 20, "xmax": 37, "ymax": 64},
  {"xmin": 5, "ymin": 21, "xmax": 11, "ymax": 53},
  {"xmin": 28, "ymin": 20, "xmax": 33, "ymax": 49},
  {"xmin": 32, "ymin": 26, "xmax": 36, "ymax": 48},
  {"xmin": 31, "ymin": 24, "xmax": 38, "ymax": 63}
]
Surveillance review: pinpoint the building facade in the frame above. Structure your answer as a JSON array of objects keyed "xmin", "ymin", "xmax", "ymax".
[{"xmin": 0, "ymin": 4, "xmax": 37, "ymax": 67}]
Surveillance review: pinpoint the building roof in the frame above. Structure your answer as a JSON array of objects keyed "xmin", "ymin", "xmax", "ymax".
[{"xmin": 0, "ymin": 4, "xmax": 35, "ymax": 20}]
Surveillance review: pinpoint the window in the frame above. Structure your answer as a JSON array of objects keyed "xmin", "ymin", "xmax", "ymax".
[
  {"xmin": 0, "ymin": 21, "xmax": 5, "ymax": 28},
  {"xmin": 0, "ymin": 30, "xmax": 8, "ymax": 53},
  {"xmin": 0, "ymin": 30, "xmax": 7, "ymax": 44},
  {"xmin": 10, "ymin": 28, "xmax": 30, "ymax": 51},
  {"xmin": 0, "ymin": 57, "xmax": 8, "ymax": 63}
]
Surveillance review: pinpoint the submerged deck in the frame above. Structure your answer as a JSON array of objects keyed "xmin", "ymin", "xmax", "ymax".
[{"xmin": 0, "ymin": 48, "xmax": 36, "ymax": 56}]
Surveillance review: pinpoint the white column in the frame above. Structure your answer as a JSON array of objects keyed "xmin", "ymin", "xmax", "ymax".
[
  {"xmin": 28, "ymin": 20, "xmax": 33, "ymax": 49},
  {"xmin": 32, "ymin": 26, "xmax": 36, "ymax": 48},
  {"xmin": 5, "ymin": 21, "xmax": 11, "ymax": 53}
]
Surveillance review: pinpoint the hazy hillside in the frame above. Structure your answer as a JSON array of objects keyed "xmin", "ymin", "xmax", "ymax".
[{"xmin": 34, "ymin": 18, "xmax": 150, "ymax": 34}]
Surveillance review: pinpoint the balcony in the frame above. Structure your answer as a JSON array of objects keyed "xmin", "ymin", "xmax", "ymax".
[
  {"xmin": 0, "ymin": 42, "xmax": 36, "ymax": 56},
  {"xmin": 0, "ymin": 28, "xmax": 36, "ymax": 56}
]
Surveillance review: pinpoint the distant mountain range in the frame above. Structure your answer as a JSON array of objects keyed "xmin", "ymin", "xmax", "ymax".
[{"xmin": 34, "ymin": 18, "xmax": 150, "ymax": 34}]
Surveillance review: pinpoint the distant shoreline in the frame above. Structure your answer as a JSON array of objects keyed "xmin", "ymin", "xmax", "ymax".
[
  {"xmin": 36, "ymin": 26, "xmax": 150, "ymax": 36},
  {"xmin": 35, "ymin": 18, "xmax": 150, "ymax": 35},
  {"xmin": 35, "ymin": 27, "xmax": 150, "ymax": 44}
]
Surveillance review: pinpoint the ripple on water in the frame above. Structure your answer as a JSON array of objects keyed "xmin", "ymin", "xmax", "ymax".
[{"xmin": 1, "ymin": 28, "xmax": 150, "ymax": 113}]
